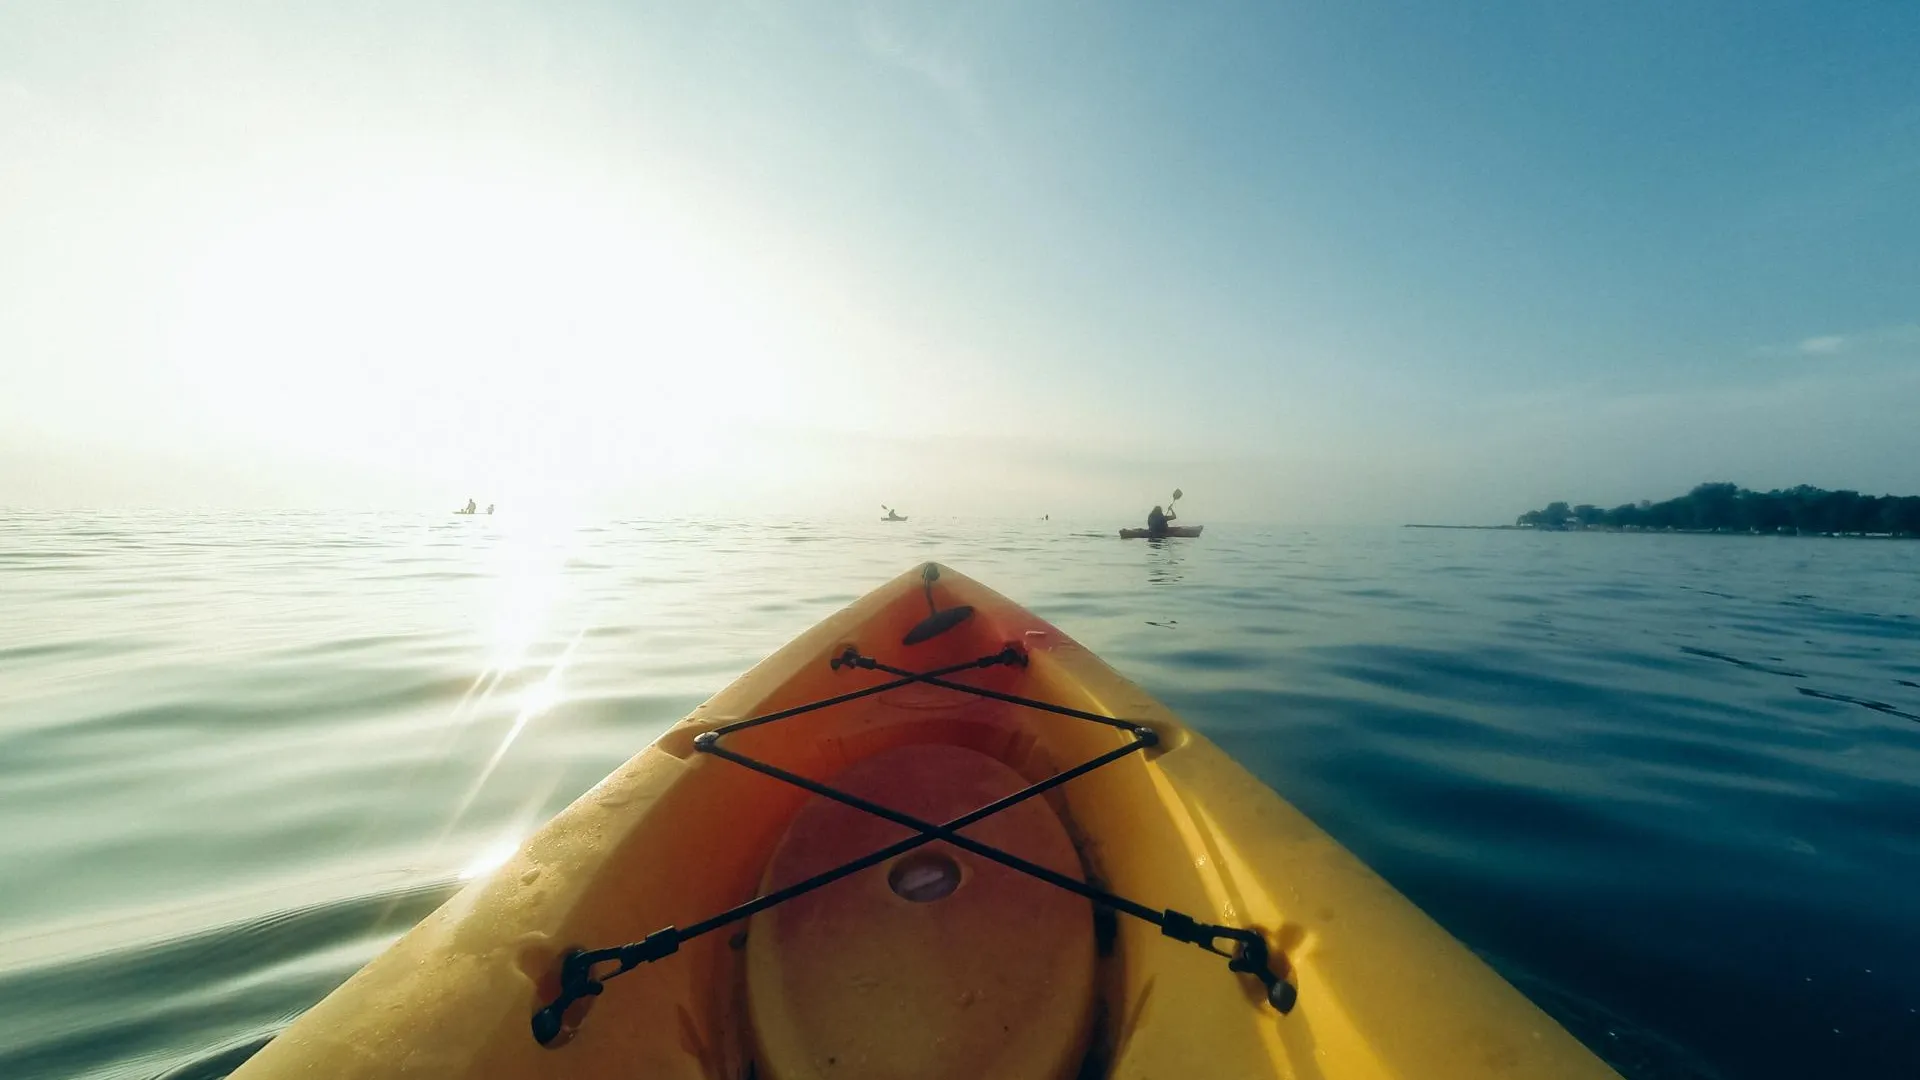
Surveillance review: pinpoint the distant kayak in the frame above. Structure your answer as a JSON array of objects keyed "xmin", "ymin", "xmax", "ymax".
[
  {"xmin": 1119, "ymin": 524, "xmax": 1203, "ymax": 539},
  {"xmin": 883, "ymin": 515, "xmax": 908, "ymax": 522}
]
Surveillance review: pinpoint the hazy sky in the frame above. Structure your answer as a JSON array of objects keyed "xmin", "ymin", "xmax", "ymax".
[{"xmin": 3, "ymin": 2, "xmax": 1916, "ymax": 522}]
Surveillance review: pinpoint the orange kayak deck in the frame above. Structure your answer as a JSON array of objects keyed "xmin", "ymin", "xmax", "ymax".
[{"xmin": 747, "ymin": 743, "xmax": 1096, "ymax": 1080}]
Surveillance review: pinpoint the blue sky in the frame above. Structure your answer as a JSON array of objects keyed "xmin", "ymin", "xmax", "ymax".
[{"xmin": 2, "ymin": 2, "xmax": 1915, "ymax": 522}]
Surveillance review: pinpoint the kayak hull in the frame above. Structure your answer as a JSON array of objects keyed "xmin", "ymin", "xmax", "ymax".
[
  {"xmin": 1118, "ymin": 524, "xmax": 1204, "ymax": 538},
  {"xmin": 233, "ymin": 563, "xmax": 1618, "ymax": 1080}
]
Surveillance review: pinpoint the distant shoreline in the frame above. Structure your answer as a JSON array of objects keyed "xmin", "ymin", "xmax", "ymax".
[
  {"xmin": 1404, "ymin": 522, "xmax": 1919, "ymax": 539},
  {"xmin": 1508, "ymin": 482, "xmax": 1919, "ymax": 538}
]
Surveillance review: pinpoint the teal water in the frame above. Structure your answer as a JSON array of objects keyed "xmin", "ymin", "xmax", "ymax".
[{"xmin": 2, "ymin": 511, "xmax": 1917, "ymax": 1079}]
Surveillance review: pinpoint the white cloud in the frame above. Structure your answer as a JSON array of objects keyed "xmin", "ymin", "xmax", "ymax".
[{"xmin": 1756, "ymin": 323, "xmax": 1920, "ymax": 359}]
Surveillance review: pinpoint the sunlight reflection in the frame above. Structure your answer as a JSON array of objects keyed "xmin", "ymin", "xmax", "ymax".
[
  {"xmin": 518, "ymin": 668, "xmax": 562, "ymax": 718},
  {"xmin": 478, "ymin": 658, "xmax": 566, "ymax": 787},
  {"xmin": 434, "ymin": 508, "xmax": 583, "ymax": 732},
  {"xmin": 484, "ymin": 515, "xmax": 578, "ymax": 675},
  {"xmin": 459, "ymin": 834, "xmax": 523, "ymax": 881},
  {"xmin": 449, "ymin": 630, "xmax": 583, "ymax": 829},
  {"xmin": 430, "ymin": 511, "xmax": 592, "ymax": 848}
]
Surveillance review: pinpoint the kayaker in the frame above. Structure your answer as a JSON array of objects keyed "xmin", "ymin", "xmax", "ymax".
[
  {"xmin": 1146, "ymin": 504, "xmax": 1176, "ymax": 538},
  {"xmin": 460, "ymin": 498, "xmax": 477, "ymax": 515}
]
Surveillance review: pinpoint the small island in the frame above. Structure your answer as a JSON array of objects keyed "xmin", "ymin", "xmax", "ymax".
[{"xmin": 1508, "ymin": 482, "xmax": 1920, "ymax": 538}]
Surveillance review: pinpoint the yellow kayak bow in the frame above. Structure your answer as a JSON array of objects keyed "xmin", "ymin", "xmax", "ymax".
[{"xmin": 234, "ymin": 563, "xmax": 1620, "ymax": 1080}]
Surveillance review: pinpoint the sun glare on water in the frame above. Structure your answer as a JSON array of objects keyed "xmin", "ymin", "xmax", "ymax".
[
  {"xmin": 483, "ymin": 516, "xmax": 579, "ymax": 675},
  {"xmin": 425, "ymin": 508, "xmax": 591, "ymax": 848},
  {"xmin": 517, "ymin": 668, "xmax": 564, "ymax": 719},
  {"xmin": 459, "ymin": 834, "xmax": 524, "ymax": 881}
]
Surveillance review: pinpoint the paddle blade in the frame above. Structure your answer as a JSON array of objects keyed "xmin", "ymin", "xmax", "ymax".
[{"xmin": 1171, "ymin": 488, "xmax": 1183, "ymax": 501}]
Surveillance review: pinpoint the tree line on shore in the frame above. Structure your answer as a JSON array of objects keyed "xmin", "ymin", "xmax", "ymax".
[{"xmin": 1516, "ymin": 482, "xmax": 1920, "ymax": 537}]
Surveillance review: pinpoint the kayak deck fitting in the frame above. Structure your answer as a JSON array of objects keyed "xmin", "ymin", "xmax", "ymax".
[{"xmin": 233, "ymin": 563, "xmax": 1620, "ymax": 1080}]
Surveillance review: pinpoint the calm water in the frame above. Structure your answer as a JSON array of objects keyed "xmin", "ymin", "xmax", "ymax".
[{"xmin": 2, "ymin": 512, "xmax": 1917, "ymax": 1079}]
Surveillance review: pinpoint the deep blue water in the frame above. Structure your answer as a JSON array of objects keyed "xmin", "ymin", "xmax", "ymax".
[{"xmin": 1, "ymin": 512, "xmax": 1916, "ymax": 1078}]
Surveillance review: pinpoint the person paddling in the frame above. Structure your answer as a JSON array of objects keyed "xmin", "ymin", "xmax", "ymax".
[
  {"xmin": 1145, "ymin": 505, "xmax": 1175, "ymax": 538},
  {"xmin": 1145, "ymin": 488, "xmax": 1182, "ymax": 538}
]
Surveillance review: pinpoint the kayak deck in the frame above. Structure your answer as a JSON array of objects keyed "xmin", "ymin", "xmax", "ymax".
[
  {"xmin": 746, "ymin": 742, "xmax": 1097, "ymax": 1079},
  {"xmin": 1119, "ymin": 524, "xmax": 1204, "ymax": 538},
  {"xmin": 233, "ymin": 563, "xmax": 1619, "ymax": 1080}
]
